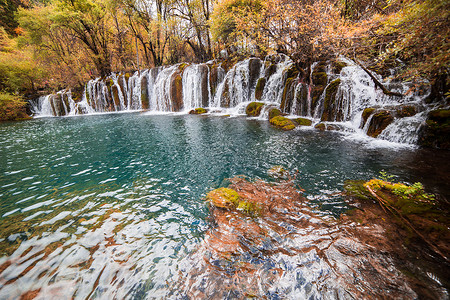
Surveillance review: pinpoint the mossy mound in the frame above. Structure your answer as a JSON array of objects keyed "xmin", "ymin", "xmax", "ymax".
[
  {"xmin": 245, "ymin": 102, "xmax": 264, "ymax": 117},
  {"xmin": 268, "ymin": 108, "xmax": 282, "ymax": 120},
  {"xmin": 189, "ymin": 108, "xmax": 208, "ymax": 115},
  {"xmin": 418, "ymin": 109, "xmax": 450, "ymax": 149},
  {"xmin": 331, "ymin": 59, "xmax": 348, "ymax": 74},
  {"xmin": 206, "ymin": 187, "xmax": 240, "ymax": 209},
  {"xmin": 293, "ymin": 117, "xmax": 312, "ymax": 126},
  {"xmin": 206, "ymin": 187, "xmax": 260, "ymax": 215},
  {"xmin": 269, "ymin": 116, "xmax": 296, "ymax": 131}
]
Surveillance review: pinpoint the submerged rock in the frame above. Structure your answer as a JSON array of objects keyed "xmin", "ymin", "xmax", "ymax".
[
  {"xmin": 245, "ymin": 102, "xmax": 264, "ymax": 117},
  {"xmin": 206, "ymin": 187, "xmax": 240, "ymax": 209},
  {"xmin": 269, "ymin": 116, "xmax": 296, "ymax": 131},
  {"xmin": 267, "ymin": 165, "xmax": 290, "ymax": 179}
]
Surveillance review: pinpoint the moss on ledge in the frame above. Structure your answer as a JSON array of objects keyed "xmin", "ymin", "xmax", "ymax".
[{"xmin": 189, "ymin": 108, "xmax": 208, "ymax": 115}]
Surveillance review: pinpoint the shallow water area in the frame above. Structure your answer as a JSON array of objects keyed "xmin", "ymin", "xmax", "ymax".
[{"xmin": 0, "ymin": 113, "xmax": 448, "ymax": 298}]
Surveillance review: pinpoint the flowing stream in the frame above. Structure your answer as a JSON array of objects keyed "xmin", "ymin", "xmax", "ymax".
[{"xmin": 0, "ymin": 114, "xmax": 449, "ymax": 298}]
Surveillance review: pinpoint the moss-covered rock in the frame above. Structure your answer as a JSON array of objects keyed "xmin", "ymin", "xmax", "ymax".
[
  {"xmin": 189, "ymin": 108, "xmax": 208, "ymax": 115},
  {"xmin": 207, "ymin": 187, "xmax": 240, "ymax": 209},
  {"xmin": 255, "ymin": 78, "xmax": 266, "ymax": 100},
  {"xmin": 268, "ymin": 108, "xmax": 282, "ymax": 120},
  {"xmin": 366, "ymin": 110, "xmax": 394, "ymax": 138},
  {"xmin": 321, "ymin": 79, "xmax": 341, "ymax": 121},
  {"xmin": 418, "ymin": 109, "xmax": 450, "ymax": 149},
  {"xmin": 293, "ymin": 117, "xmax": 312, "ymax": 126},
  {"xmin": 361, "ymin": 107, "xmax": 376, "ymax": 128},
  {"xmin": 206, "ymin": 187, "xmax": 260, "ymax": 215},
  {"xmin": 315, "ymin": 123, "xmax": 326, "ymax": 131},
  {"xmin": 269, "ymin": 116, "xmax": 296, "ymax": 131},
  {"xmin": 246, "ymin": 102, "xmax": 264, "ymax": 117}
]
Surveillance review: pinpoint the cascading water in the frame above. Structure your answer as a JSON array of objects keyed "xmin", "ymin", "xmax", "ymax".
[{"xmin": 30, "ymin": 55, "xmax": 434, "ymax": 146}]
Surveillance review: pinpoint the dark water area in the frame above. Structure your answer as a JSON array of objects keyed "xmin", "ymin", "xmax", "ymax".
[{"xmin": 0, "ymin": 113, "xmax": 448, "ymax": 298}]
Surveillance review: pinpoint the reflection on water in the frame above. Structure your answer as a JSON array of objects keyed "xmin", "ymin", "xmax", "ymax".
[{"xmin": 0, "ymin": 113, "xmax": 448, "ymax": 298}]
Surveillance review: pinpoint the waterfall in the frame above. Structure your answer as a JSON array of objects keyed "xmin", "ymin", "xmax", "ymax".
[{"xmin": 30, "ymin": 55, "xmax": 434, "ymax": 146}]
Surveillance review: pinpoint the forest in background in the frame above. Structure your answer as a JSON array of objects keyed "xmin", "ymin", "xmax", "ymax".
[{"xmin": 0, "ymin": 0, "xmax": 448, "ymax": 120}]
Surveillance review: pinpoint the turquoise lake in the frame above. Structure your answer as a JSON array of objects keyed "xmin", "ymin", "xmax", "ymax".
[{"xmin": 0, "ymin": 113, "xmax": 448, "ymax": 298}]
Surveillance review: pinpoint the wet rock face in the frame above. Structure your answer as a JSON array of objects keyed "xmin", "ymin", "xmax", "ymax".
[
  {"xmin": 199, "ymin": 64, "xmax": 210, "ymax": 107},
  {"xmin": 248, "ymin": 58, "xmax": 262, "ymax": 93},
  {"xmin": 366, "ymin": 110, "xmax": 394, "ymax": 138},
  {"xmin": 321, "ymin": 78, "xmax": 341, "ymax": 121},
  {"xmin": 361, "ymin": 107, "xmax": 376, "ymax": 128},
  {"xmin": 311, "ymin": 61, "xmax": 328, "ymax": 110},
  {"xmin": 245, "ymin": 102, "xmax": 264, "ymax": 117},
  {"xmin": 254, "ymin": 78, "xmax": 266, "ymax": 100},
  {"xmin": 418, "ymin": 109, "xmax": 450, "ymax": 149},
  {"xmin": 141, "ymin": 75, "xmax": 149, "ymax": 110},
  {"xmin": 170, "ymin": 73, "xmax": 183, "ymax": 112},
  {"xmin": 220, "ymin": 79, "xmax": 231, "ymax": 108}
]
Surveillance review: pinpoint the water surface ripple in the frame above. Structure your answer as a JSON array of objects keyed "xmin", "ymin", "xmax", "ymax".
[{"xmin": 0, "ymin": 113, "xmax": 448, "ymax": 298}]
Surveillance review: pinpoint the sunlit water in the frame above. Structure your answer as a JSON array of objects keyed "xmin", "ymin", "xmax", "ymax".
[{"xmin": 0, "ymin": 113, "xmax": 448, "ymax": 299}]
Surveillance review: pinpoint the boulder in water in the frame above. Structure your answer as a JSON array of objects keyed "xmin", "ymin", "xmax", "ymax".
[
  {"xmin": 267, "ymin": 165, "xmax": 289, "ymax": 179},
  {"xmin": 189, "ymin": 108, "xmax": 208, "ymax": 115},
  {"xmin": 315, "ymin": 123, "xmax": 326, "ymax": 131},
  {"xmin": 206, "ymin": 187, "xmax": 240, "ymax": 209},
  {"xmin": 293, "ymin": 117, "xmax": 312, "ymax": 126},
  {"xmin": 246, "ymin": 102, "xmax": 264, "ymax": 117},
  {"xmin": 361, "ymin": 107, "xmax": 376, "ymax": 128},
  {"xmin": 269, "ymin": 116, "xmax": 296, "ymax": 131}
]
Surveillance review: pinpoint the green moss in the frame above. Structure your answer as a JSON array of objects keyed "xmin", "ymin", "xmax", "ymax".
[
  {"xmin": 321, "ymin": 79, "xmax": 341, "ymax": 121},
  {"xmin": 255, "ymin": 78, "xmax": 266, "ymax": 100},
  {"xmin": 268, "ymin": 108, "xmax": 282, "ymax": 120},
  {"xmin": 361, "ymin": 107, "xmax": 376, "ymax": 128},
  {"xmin": 179, "ymin": 63, "xmax": 189, "ymax": 72},
  {"xmin": 344, "ymin": 180, "xmax": 375, "ymax": 201},
  {"xmin": 269, "ymin": 116, "xmax": 296, "ymax": 131},
  {"xmin": 246, "ymin": 102, "xmax": 264, "ymax": 117},
  {"xmin": 293, "ymin": 117, "xmax": 312, "ymax": 126},
  {"xmin": 206, "ymin": 187, "xmax": 260, "ymax": 215},
  {"xmin": 365, "ymin": 179, "xmax": 437, "ymax": 216}
]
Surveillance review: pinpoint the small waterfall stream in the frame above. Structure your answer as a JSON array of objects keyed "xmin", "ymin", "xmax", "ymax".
[{"xmin": 29, "ymin": 55, "xmax": 433, "ymax": 146}]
